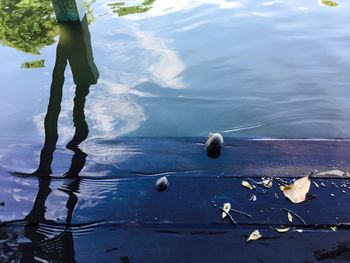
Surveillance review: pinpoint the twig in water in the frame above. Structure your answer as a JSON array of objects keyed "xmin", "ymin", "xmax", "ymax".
[
  {"xmin": 246, "ymin": 178, "xmax": 267, "ymax": 193},
  {"xmin": 230, "ymin": 208, "xmax": 252, "ymax": 218},
  {"xmin": 281, "ymin": 208, "xmax": 307, "ymax": 226},
  {"xmin": 274, "ymin": 177, "xmax": 289, "ymax": 186},
  {"xmin": 220, "ymin": 208, "xmax": 237, "ymax": 225}
]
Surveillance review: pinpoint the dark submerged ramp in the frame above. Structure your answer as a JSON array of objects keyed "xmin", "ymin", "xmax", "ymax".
[{"xmin": 1, "ymin": 138, "xmax": 350, "ymax": 262}]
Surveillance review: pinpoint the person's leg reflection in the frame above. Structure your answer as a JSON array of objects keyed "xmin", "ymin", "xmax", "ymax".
[
  {"xmin": 20, "ymin": 177, "xmax": 51, "ymax": 262},
  {"xmin": 67, "ymin": 85, "xmax": 90, "ymax": 150}
]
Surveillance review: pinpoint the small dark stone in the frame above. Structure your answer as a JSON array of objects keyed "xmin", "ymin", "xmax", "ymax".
[{"xmin": 0, "ymin": 202, "xmax": 4, "ymax": 206}]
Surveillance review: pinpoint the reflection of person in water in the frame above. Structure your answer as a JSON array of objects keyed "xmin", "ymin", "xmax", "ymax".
[
  {"xmin": 14, "ymin": 15, "xmax": 99, "ymax": 263},
  {"xmin": 36, "ymin": 14, "xmax": 99, "ymax": 176}
]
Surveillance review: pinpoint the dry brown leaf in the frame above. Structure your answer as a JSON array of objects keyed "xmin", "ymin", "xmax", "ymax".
[
  {"xmin": 247, "ymin": 230, "xmax": 262, "ymax": 242},
  {"xmin": 275, "ymin": 227, "xmax": 290, "ymax": 233},
  {"xmin": 242, "ymin": 181, "xmax": 254, "ymax": 190},
  {"xmin": 222, "ymin": 202, "xmax": 231, "ymax": 219},
  {"xmin": 280, "ymin": 176, "xmax": 311, "ymax": 203},
  {"xmin": 288, "ymin": 212, "xmax": 293, "ymax": 223}
]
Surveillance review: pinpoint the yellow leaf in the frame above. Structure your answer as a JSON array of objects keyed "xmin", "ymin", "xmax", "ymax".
[
  {"xmin": 275, "ymin": 227, "xmax": 290, "ymax": 233},
  {"xmin": 242, "ymin": 180, "xmax": 254, "ymax": 190},
  {"xmin": 247, "ymin": 230, "xmax": 262, "ymax": 242},
  {"xmin": 330, "ymin": 226, "xmax": 337, "ymax": 232},
  {"xmin": 280, "ymin": 176, "xmax": 311, "ymax": 203},
  {"xmin": 288, "ymin": 212, "xmax": 293, "ymax": 223},
  {"xmin": 222, "ymin": 202, "xmax": 231, "ymax": 219},
  {"xmin": 262, "ymin": 179, "xmax": 273, "ymax": 188}
]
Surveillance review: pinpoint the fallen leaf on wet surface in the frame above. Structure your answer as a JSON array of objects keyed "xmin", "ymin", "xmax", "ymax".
[
  {"xmin": 280, "ymin": 176, "xmax": 311, "ymax": 203},
  {"xmin": 222, "ymin": 202, "xmax": 231, "ymax": 219},
  {"xmin": 275, "ymin": 227, "xmax": 290, "ymax": 233},
  {"xmin": 247, "ymin": 230, "xmax": 262, "ymax": 242},
  {"xmin": 330, "ymin": 226, "xmax": 337, "ymax": 232},
  {"xmin": 288, "ymin": 212, "xmax": 293, "ymax": 223},
  {"xmin": 262, "ymin": 179, "xmax": 273, "ymax": 188},
  {"xmin": 242, "ymin": 180, "xmax": 254, "ymax": 190}
]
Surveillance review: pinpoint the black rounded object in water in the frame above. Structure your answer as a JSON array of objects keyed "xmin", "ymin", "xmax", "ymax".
[{"xmin": 204, "ymin": 133, "xmax": 224, "ymax": 158}]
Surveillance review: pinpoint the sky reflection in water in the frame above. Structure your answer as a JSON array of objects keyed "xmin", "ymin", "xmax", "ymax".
[{"xmin": 1, "ymin": 0, "xmax": 350, "ymax": 140}]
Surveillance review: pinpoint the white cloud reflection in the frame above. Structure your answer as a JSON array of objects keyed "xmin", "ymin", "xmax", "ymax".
[{"xmin": 32, "ymin": 16, "xmax": 187, "ymax": 141}]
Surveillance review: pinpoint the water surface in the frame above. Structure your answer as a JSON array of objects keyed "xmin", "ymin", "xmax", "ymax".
[
  {"xmin": 1, "ymin": 0, "xmax": 350, "ymax": 262},
  {"xmin": 1, "ymin": 0, "xmax": 350, "ymax": 140}
]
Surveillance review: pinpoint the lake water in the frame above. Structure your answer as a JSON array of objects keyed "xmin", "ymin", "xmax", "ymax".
[
  {"xmin": 1, "ymin": 0, "xmax": 350, "ymax": 262},
  {"xmin": 1, "ymin": 0, "xmax": 350, "ymax": 140}
]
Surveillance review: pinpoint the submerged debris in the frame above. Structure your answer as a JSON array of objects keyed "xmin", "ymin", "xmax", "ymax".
[
  {"xmin": 280, "ymin": 175, "xmax": 311, "ymax": 203},
  {"xmin": 249, "ymin": 194, "xmax": 257, "ymax": 202},
  {"xmin": 316, "ymin": 169, "xmax": 347, "ymax": 177},
  {"xmin": 155, "ymin": 176, "xmax": 169, "ymax": 192},
  {"xmin": 220, "ymin": 202, "xmax": 252, "ymax": 224},
  {"xmin": 261, "ymin": 178, "xmax": 273, "ymax": 188},
  {"xmin": 247, "ymin": 230, "xmax": 262, "ymax": 242},
  {"xmin": 331, "ymin": 182, "xmax": 338, "ymax": 188},
  {"xmin": 0, "ymin": 201, "xmax": 4, "ymax": 206},
  {"xmin": 230, "ymin": 208, "xmax": 252, "ymax": 218},
  {"xmin": 312, "ymin": 181, "xmax": 320, "ymax": 188},
  {"xmin": 275, "ymin": 227, "xmax": 290, "ymax": 233},
  {"xmin": 220, "ymin": 207, "xmax": 236, "ymax": 224},
  {"xmin": 242, "ymin": 180, "xmax": 254, "ymax": 190},
  {"xmin": 222, "ymin": 203, "xmax": 231, "ymax": 219},
  {"xmin": 281, "ymin": 208, "xmax": 307, "ymax": 226},
  {"xmin": 204, "ymin": 133, "xmax": 224, "ymax": 158}
]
